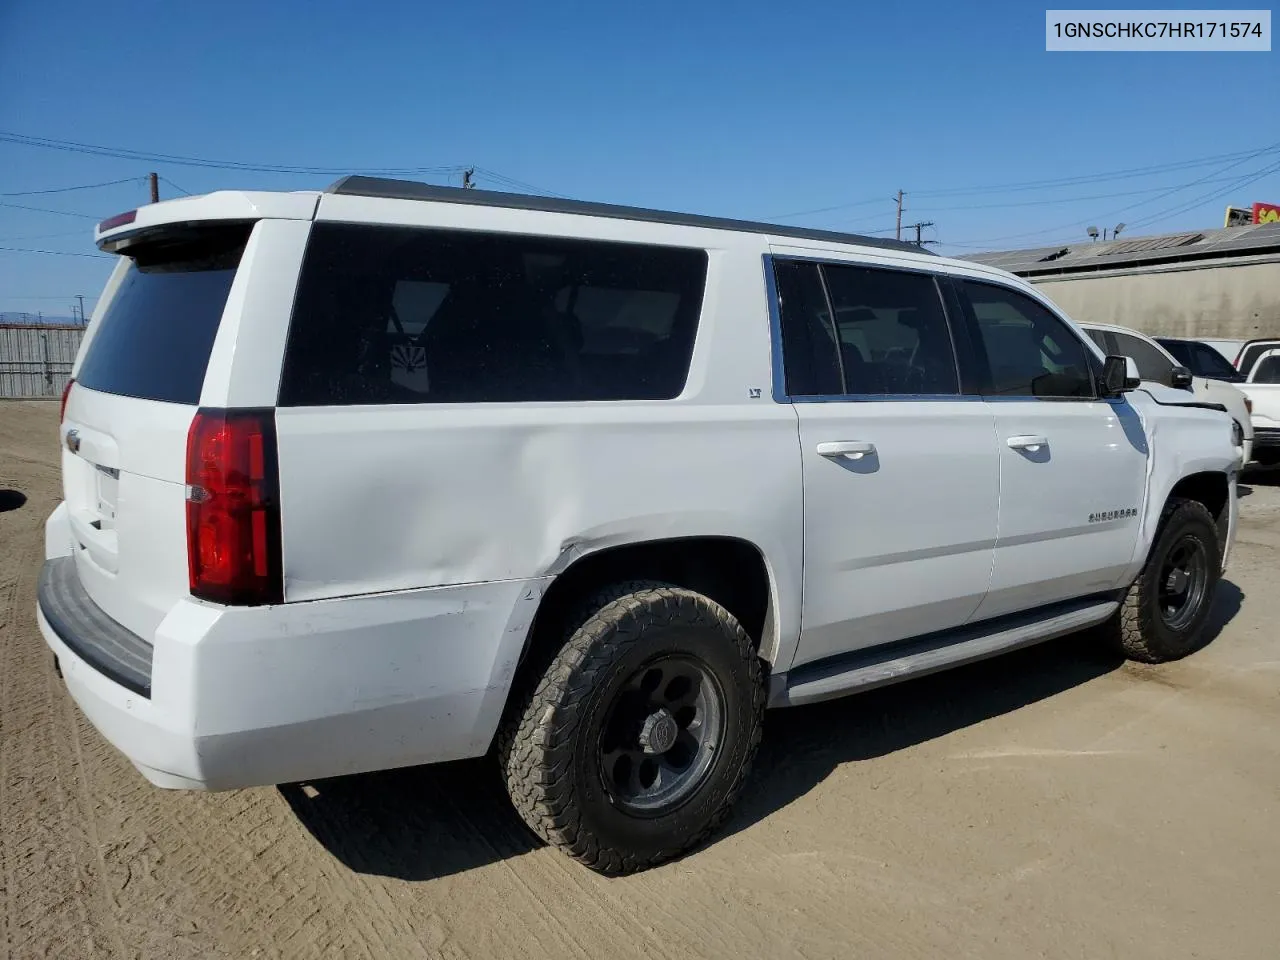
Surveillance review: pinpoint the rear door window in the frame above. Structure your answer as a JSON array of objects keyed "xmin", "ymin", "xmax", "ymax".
[
  {"xmin": 279, "ymin": 224, "xmax": 708, "ymax": 405},
  {"xmin": 75, "ymin": 225, "xmax": 250, "ymax": 405},
  {"xmin": 820, "ymin": 264, "xmax": 959, "ymax": 396}
]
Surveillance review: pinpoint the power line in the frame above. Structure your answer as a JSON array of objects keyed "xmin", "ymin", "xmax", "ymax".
[
  {"xmin": 943, "ymin": 159, "xmax": 1280, "ymax": 251},
  {"xmin": 159, "ymin": 176, "xmax": 192, "ymax": 196},
  {"xmin": 0, "ymin": 201, "xmax": 101, "ymax": 218},
  {"xmin": 940, "ymin": 147, "xmax": 1280, "ymax": 249},
  {"xmin": 470, "ymin": 166, "xmax": 568, "ymax": 198},
  {"xmin": 767, "ymin": 197, "xmax": 889, "ymax": 220},
  {"xmin": 0, "ymin": 229, "xmax": 92, "ymax": 243},
  {"xmin": 0, "ymin": 245, "xmax": 113, "ymax": 259},
  {"xmin": 0, "ymin": 177, "xmax": 144, "ymax": 197},
  {"xmin": 0, "ymin": 130, "xmax": 469, "ymax": 177},
  {"xmin": 766, "ymin": 142, "xmax": 1280, "ymax": 221},
  {"xmin": 1125, "ymin": 158, "xmax": 1280, "ymax": 231},
  {"xmin": 912, "ymin": 143, "xmax": 1280, "ymax": 198},
  {"xmin": 908, "ymin": 175, "xmax": 1271, "ymax": 214}
]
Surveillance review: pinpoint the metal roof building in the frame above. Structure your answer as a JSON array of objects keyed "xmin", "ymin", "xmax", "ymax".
[{"xmin": 965, "ymin": 222, "xmax": 1280, "ymax": 340}]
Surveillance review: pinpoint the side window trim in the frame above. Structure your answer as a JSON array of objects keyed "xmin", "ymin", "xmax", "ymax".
[
  {"xmin": 949, "ymin": 275, "xmax": 1101, "ymax": 402},
  {"xmin": 764, "ymin": 254, "xmax": 980, "ymax": 403}
]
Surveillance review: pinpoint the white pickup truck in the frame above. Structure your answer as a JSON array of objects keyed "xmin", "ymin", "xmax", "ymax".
[
  {"xmin": 39, "ymin": 179, "xmax": 1240, "ymax": 873},
  {"xmin": 1240, "ymin": 348, "xmax": 1280, "ymax": 464}
]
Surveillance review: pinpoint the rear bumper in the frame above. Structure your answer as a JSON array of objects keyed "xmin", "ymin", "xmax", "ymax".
[{"xmin": 39, "ymin": 510, "xmax": 548, "ymax": 790}]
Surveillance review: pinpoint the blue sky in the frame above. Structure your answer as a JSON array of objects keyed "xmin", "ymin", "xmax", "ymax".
[{"xmin": 1, "ymin": 0, "xmax": 1277, "ymax": 317}]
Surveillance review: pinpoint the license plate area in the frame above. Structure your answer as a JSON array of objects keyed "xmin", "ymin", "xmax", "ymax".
[{"xmin": 95, "ymin": 464, "xmax": 119, "ymax": 527}]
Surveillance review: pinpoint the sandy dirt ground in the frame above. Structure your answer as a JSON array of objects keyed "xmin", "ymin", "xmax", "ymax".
[{"xmin": 2, "ymin": 398, "xmax": 1278, "ymax": 959}]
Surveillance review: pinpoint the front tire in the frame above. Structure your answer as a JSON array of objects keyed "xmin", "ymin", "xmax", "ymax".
[
  {"xmin": 498, "ymin": 582, "xmax": 764, "ymax": 874},
  {"xmin": 1104, "ymin": 497, "xmax": 1221, "ymax": 663}
]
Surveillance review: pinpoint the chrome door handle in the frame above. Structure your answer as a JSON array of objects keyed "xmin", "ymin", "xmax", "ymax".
[
  {"xmin": 1006, "ymin": 435, "xmax": 1049, "ymax": 452},
  {"xmin": 816, "ymin": 441, "xmax": 877, "ymax": 460}
]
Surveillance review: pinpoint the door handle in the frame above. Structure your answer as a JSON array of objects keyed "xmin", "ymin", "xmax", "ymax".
[
  {"xmin": 816, "ymin": 441, "xmax": 877, "ymax": 460},
  {"xmin": 1006, "ymin": 435, "xmax": 1049, "ymax": 452}
]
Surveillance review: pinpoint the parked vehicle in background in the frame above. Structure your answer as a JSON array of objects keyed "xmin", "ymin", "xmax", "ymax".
[
  {"xmin": 1084, "ymin": 324, "xmax": 1252, "ymax": 465},
  {"xmin": 1195, "ymin": 338, "xmax": 1246, "ymax": 365},
  {"xmin": 1156, "ymin": 337, "xmax": 1248, "ymax": 384},
  {"xmin": 1242, "ymin": 349, "xmax": 1280, "ymax": 465},
  {"xmin": 38, "ymin": 179, "xmax": 1240, "ymax": 874},
  {"xmin": 1234, "ymin": 339, "xmax": 1280, "ymax": 378}
]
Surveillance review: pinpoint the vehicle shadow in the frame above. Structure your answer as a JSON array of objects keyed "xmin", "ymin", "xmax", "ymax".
[
  {"xmin": 725, "ymin": 577, "xmax": 1243, "ymax": 844},
  {"xmin": 282, "ymin": 579, "xmax": 1244, "ymax": 881},
  {"xmin": 0, "ymin": 489, "xmax": 27, "ymax": 513},
  {"xmin": 280, "ymin": 759, "xmax": 537, "ymax": 881}
]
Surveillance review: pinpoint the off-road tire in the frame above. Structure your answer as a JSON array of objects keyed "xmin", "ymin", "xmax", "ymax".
[
  {"xmin": 497, "ymin": 581, "xmax": 765, "ymax": 874},
  {"xmin": 1103, "ymin": 497, "xmax": 1221, "ymax": 663}
]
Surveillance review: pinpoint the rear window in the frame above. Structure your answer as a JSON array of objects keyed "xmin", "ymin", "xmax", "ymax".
[
  {"xmin": 278, "ymin": 224, "xmax": 708, "ymax": 405},
  {"xmin": 76, "ymin": 225, "xmax": 250, "ymax": 405}
]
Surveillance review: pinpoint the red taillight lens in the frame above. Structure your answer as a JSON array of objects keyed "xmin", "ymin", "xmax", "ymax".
[
  {"xmin": 185, "ymin": 408, "xmax": 283, "ymax": 606},
  {"xmin": 60, "ymin": 378, "xmax": 74, "ymax": 423}
]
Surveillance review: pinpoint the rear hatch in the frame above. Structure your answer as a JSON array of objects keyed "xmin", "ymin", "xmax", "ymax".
[{"xmin": 62, "ymin": 224, "xmax": 252, "ymax": 640}]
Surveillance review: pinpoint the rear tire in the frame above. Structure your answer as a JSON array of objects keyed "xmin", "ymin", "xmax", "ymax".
[
  {"xmin": 1103, "ymin": 497, "xmax": 1221, "ymax": 664},
  {"xmin": 497, "ymin": 582, "xmax": 764, "ymax": 874}
]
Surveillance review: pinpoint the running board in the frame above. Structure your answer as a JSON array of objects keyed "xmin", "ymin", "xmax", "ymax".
[{"xmin": 769, "ymin": 597, "xmax": 1119, "ymax": 708}]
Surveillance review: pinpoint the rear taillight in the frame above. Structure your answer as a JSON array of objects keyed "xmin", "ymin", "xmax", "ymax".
[
  {"xmin": 60, "ymin": 378, "xmax": 74, "ymax": 423},
  {"xmin": 185, "ymin": 408, "xmax": 283, "ymax": 606}
]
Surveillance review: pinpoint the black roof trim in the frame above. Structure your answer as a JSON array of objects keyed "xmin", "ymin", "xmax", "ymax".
[{"xmin": 324, "ymin": 176, "xmax": 932, "ymax": 255}]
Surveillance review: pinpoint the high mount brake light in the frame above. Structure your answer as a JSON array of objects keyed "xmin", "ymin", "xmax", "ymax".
[
  {"xmin": 185, "ymin": 409, "xmax": 283, "ymax": 606},
  {"xmin": 97, "ymin": 210, "xmax": 137, "ymax": 233}
]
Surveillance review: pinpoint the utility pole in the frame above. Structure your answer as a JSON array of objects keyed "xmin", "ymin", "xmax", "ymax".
[
  {"xmin": 908, "ymin": 221, "xmax": 937, "ymax": 247},
  {"xmin": 149, "ymin": 172, "xmax": 159, "ymax": 203},
  {"xmin": 462, "ymin": 168, "xmax": 475, "ymax": 189},
  {"xmin": 894, "ymin": 190, "xmax": 905, "ymax": 241},
  {"xmin": 76, "ymin": 295, "xmax": 86, "ymax": 324}
]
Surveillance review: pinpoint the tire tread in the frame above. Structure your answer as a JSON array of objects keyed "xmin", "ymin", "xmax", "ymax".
[{"xmin": 497, "ymin": 581, "xmax": 764, "ymax": 874}]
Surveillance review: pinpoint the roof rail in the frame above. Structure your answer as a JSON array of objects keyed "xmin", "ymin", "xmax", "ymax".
[{"xmin": 324, "ymin": 176, "xmax": 934, "ymax": 255}]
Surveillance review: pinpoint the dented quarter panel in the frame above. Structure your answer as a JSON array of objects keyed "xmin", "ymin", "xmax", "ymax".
[{"xmin": 272, "ymin": 236, "xmax": 807, "ymax": 669}]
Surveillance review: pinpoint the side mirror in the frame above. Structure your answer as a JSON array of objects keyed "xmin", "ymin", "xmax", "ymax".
[
  {"xmin": 1102, "ymin": 355, "xmax": 1141, "ymax": 396},
  {"xmin": 1170, "ymin": 365, "xmax": 1193, "ymax": 390}
]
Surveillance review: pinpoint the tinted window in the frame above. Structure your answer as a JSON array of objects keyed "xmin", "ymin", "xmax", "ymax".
[
  {"xmin": 1157, "ymin": 338, "xmax": 1192, "ymax": 365},
  {"xmin": 76, "ymin": 225, "xmax": 250, "ymax": 404},
  {"xmin": 1110, "ymin": 331, "xmax": 1175, "ymax": 386},
  {"xmin": 1253, "ymin": 354, "xmax": 1280, "ymax": 384},
  {"xmin": 821, "ymin": 265, "xmax": 958, "ymax": 395},
  {"xmin": 774, "ymin": 260, "xmax": 842, "ymax": 396},
  {"xmin": 279, "ymin": 224, "xmax": 707, "ymax": 405},
  {"xmin": 961, "ymin": 281, "xmax": 1094, "ymax": 398},
  {"xmin": 1084, "ymin": 328, "xmax": 1113, "ymax": 353},
  {"xmin": 1159, "ymin": 338, "xmax": 1246, "ymax": 381},
  {"xmin": 1238, "ymin": 341, "xmax": 1280, "ymax": 377}
]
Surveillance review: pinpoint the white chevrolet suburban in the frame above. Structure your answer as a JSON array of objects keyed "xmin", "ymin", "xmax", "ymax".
[{"xmin": 40, "ymin": 178, "xmax": 1239, "ymax": 874}]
